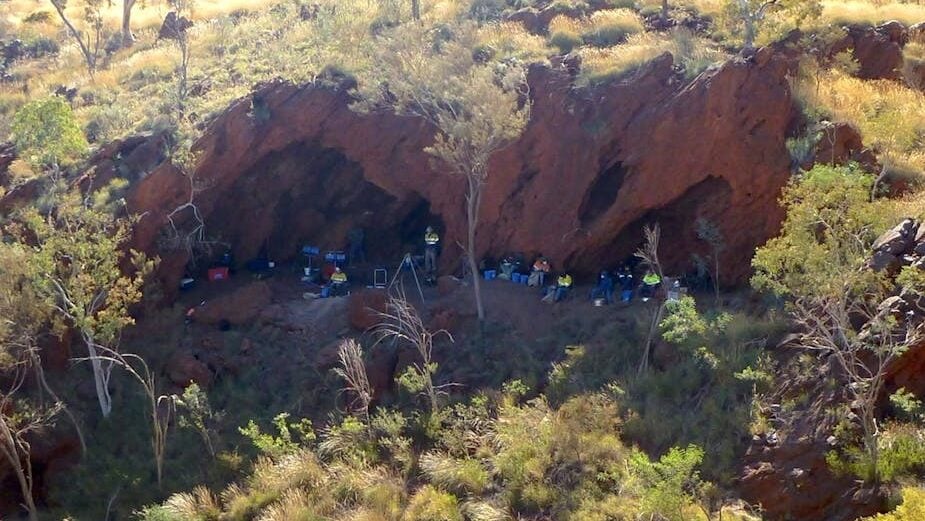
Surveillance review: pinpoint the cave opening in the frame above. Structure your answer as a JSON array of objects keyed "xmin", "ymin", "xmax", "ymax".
[
  {"xmin": 569, "ymin": 176, "xmax": 732, "ymax": 277},
  {"xmin": 579, "ymin": 160, "xmax": 627, "ymax": 227},
  {"xmin": 205, "ymin": 141, "xmax": 444, "ymax": 271}
]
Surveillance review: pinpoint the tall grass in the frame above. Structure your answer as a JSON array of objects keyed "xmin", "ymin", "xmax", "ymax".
[
  {"xmin": 548, "ymin": 9, "xmax": 645, "ymax": 52},
  {"xmin": 577, "ymin": 28, "xmax": 727, "ymax": 86},
  {"xmin": 794, "ymin": 69, "xmax": 925, "ymax": 180},
  {"xmin": 819, "ymin": 0, "xmax": 925, "ymax": 28},
  {"xmin": 477, "ymin": 21, "xmax": 551, "ymax": 62},
  {"xmin": 582, "ymin": 9, "xmax": 645, "ymax": 47}
]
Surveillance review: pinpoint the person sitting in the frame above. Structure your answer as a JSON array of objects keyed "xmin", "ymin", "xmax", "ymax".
[
  {"xmin": 617, "ymin": 266, "xmax": 635, "ymax": 303},
  {"xmin": 555, "ymin": 272, "xmax": 573, "ymax": 302},
  {"xmin": 590, "ymin": 270, "xmax": 615, "ymax": 304},
  {"xmin": 330, "ymin": 266, "xmax": 348, "ymax": 296},
  {"xmin": 529, "ymin": 256, "xmax": 550, "ymax": 287},
  {"xmin": 640, "ymin": 269, "xmax": 661, "ymax": 302}
]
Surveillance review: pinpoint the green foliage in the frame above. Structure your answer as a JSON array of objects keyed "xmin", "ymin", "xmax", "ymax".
[
  {"xmin": 177, "ymin": 383, "xmax": 222, "ymax": 457},
  {"xmin": 239, "ymin": 413, "xmax": 315, "ymax": 458},
  {"xmin": 11, "ymin": 97, "xmax": 88, "ymax": 171},
  {"xmin": 405, "ymin": 485, "xmax": 463, "ymax": 521},
  {"xmin": 752, "ymin": 163, "xmax": 892, "ymax": 300},
  {"xmin": 828, "ymin": 422, "xmax": 925, "ymax": 482},
  {"xmin": 630, "ymin": 445, "xmax": 708, "ymax": 521}
]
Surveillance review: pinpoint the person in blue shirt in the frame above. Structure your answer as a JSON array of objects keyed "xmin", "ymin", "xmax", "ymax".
[{"xmin": 590, "ymin": 270, "xmax": 615, "ymax": 304}]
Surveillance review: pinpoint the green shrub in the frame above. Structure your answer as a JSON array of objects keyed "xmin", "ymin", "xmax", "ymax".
[{"xmin": 405, "ymin": 485, "xmax": 463, "ymax": 521}]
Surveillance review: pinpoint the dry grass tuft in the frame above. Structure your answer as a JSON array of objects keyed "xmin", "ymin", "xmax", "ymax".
[{"xmin": 478, "ymin": 21, "xmax": 550, "ymax": 62}]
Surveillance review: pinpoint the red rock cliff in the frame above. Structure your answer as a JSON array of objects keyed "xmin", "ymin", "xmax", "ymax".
[{"xmin": 118, "ymin": 47, "xmax": 795, "ymax": 293}]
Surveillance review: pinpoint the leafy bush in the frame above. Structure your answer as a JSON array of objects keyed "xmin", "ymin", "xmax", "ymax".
[{"xmin": 11, "ymin": 97, "xmax": 88, "ymax": 170}]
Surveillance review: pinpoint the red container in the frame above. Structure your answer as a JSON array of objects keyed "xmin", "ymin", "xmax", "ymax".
[{"xmin": 207, "ymin": 267, "xmax": 229, "ymax": 282}]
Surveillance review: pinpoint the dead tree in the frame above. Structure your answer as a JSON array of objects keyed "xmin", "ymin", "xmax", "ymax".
[
  {"xmin": 635, "ymin": 223, "xmax": 665, "ymax": 375},
  {"xmin": 80, "ymin": 348, "xmax": 176, "ymax": 488},
  {"xmin": 375, "ymin": 295, "xmax": 453, "ymax": 413},
  {"xmin": 0, "ymin": 355, "xmax": 62, "ymax": 521},
  {"xmin": 794, "ymin": 291, "xmax": 924, "ymax": 483}
]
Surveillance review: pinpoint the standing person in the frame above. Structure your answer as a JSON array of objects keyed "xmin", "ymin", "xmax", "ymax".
[
  {"xmin": 424, "ymin": 226, "xmax": 440, "ymax": 283},
  {"xmin": 554, "ymin": 272, "xmax": 573, "ymax": 302},
  {"xmin": 529, "ymin": 256, "xmax": 550, "ymax": 287},
  {"xmin": 640, "ymin": 269, "xmax": 661, "ymax": 302},
  {"xmin": 590, "ymin": 270, "xmax": 615, "ymax": 304},
  {"xmin": 617, "ymin": 266, "xmax": 635, "ymax": 303},
  {"xmin": 347, "ymin": 227, "xmax": 365, "ymax": 264}
]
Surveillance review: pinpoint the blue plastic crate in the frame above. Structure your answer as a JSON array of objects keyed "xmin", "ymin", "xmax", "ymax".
[{"xmin": 484, "ymin": 269, "xmax": 497, "ymax": 280}]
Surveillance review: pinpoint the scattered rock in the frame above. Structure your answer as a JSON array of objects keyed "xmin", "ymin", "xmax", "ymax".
[
  {"xmin": 872, "ymin": 218, "xmax": 917, "ymax": 254},
  {"xmin": 165, "ymin": 351, "xmax": 212, "ymax": 388}
]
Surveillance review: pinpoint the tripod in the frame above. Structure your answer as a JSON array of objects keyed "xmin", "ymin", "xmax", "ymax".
[{"xmin": 388, "ymin": 252, "xmax": 426, "ymax": 305}]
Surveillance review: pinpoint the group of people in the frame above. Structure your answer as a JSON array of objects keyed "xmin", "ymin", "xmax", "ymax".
[
  {"xmin": 328, "ymin": 225, "xmax": 677, "ymax": 305},
  {"xmin": 536, "ymin": 260, "xmax": 664, "ymax": 305}
]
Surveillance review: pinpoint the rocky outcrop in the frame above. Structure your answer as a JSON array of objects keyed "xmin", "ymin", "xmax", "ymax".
[
  {"xmin": 830, "ymin": 22, "xmax": 908, "ymax": 81},
  {"xmin": 105, "ymin": 47, "xmax": 796, "ymax": 297},
  {"xmin": 740, "ymin": 218, "xmax": 925, "ymax": 520}
]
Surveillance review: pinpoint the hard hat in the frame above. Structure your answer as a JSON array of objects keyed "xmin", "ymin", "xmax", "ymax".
[
  {"xmin": 426, "ymin": 226, "xmax": 433, "ymax": 232},
  {"xmin": 335, "ymin": 266, "xmax": 342, "ymax": 272}
]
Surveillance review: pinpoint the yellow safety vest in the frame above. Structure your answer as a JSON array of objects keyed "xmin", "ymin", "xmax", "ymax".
[
  {"xmin": 558, "ymin": 274, "xmax": 573, "ymax": 287},
  {"xmin": 643, "ymin": 273, "xmax": 661, "ymax": 286},
  {"xmin": 425, "ymin": 232, "xmax": 440, "ymax": 245},
  {"xmin": 331, "ymin": 272, "xmax": 347, "ymax": 283}
]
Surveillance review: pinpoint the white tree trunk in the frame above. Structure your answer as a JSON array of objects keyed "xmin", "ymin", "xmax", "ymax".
[
  {"xmin": 467, "ymin": 176, "xmax": 485, "ymax": 322},
  {"xmin": 85, "ymin": 337, "xmax": 113, "ymax": 417},
  {"xmin": 122, "ymin": 0, "xmax": 137, "ymax": 47}
]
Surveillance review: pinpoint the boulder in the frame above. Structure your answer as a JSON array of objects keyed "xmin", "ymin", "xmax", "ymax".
[
  {"xmin": 194, "ymin": 281, "xmax": 272, "ymax": 326},
  {"xmin": 871, "ymin": 218, "xmax": 917, "ymax": 255},
  {"xmin": 165, "ymin": 351, "xmax": 212, "ymax": 388},
  {"xmin": 869, "ymin": 250, "xmax": 900, "ymax": 273},
  {"xmin": 828, "ymin": 23, "xmax": 907, "ymax": 81},
  {"xmin": 807, "ymin": 122, "xmax": 878, "ymax": 171},
  {"xmin": 348, "ymin": 290, "xmax": 388, "ymax": 331}
]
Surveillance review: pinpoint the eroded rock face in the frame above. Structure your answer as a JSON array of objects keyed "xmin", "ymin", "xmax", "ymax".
[
  {"xmin": 830, "ymin": 22, "xmax": 908, "ymax": 81},
  {"xmin": 115, "ymin": 48, "xmax": 794, "ymax": 297}
]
